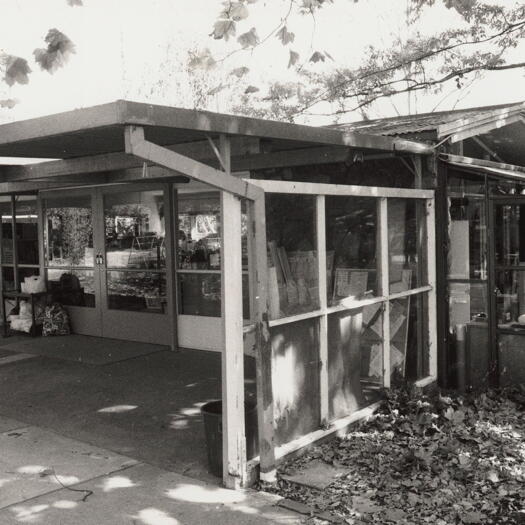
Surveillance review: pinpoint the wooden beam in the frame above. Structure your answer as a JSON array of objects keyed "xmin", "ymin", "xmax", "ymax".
[
  {"xmin": 471, "ymin": 137, "xmax": 505, "ymax": 163},
  {"xmin": 248, "ymin": 179, "xmax": 434, "ymax": 199},
  {"xmin": 378, "ymin": 198, "xmax": 391, "ymax": 388},
  {"xmin": 1, "ymin": 137, "xmax": 260, "ymax": 182},
  {"xmin": 441, "ymin": 153, "xmax": 525, "ymax": 175},
  {"xmin": 120, "ymin": 100, "xmax": 434, "ymax": 155},
  {"xmin": 251, "ymin": 192, "xmax": 277, "ymax": 483},
  {"xmin": 426, "ymin": 198, "xmax": 438, "ymax": 381},
  {"xmin": 448, "ymin": 114, "xmax": 523, "ymax": 143},
  {"xmin": 124, "ymin": 126, "xmax": 262, "ymax": 200},
  {"xmin": 220, "ymin": 135, "xmax": 247, "ymax": 489},
  {"xmin": 316, "ymin": 195, "xmax": 329, "ymax": 426}
]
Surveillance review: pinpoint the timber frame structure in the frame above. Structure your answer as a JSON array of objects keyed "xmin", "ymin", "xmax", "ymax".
[{"xmin": 0, "ymin": 101, "xmax": 437, "ymax": 488}]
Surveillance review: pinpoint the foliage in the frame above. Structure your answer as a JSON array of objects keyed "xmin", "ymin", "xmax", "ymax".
[
  {"xmin": 49, "ymin": 208, "xmax": 92, "ymax": 266},
  {"xmin": 206, "ymin": 0, "xmax": 525, "ymax": 120},
  {"xmin": 263, "ymin": 387, "xmax": 525, "ymax": 524}
]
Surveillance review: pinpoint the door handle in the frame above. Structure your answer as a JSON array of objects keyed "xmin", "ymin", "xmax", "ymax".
[{"xmin": 95, "ymin": 253, "xmax": 104, "ymax": 265}]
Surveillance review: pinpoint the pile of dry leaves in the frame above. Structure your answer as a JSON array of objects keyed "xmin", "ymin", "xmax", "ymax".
[{"xmin": 262, "ymin": 387, "xmax": 525, "ymax": 524}]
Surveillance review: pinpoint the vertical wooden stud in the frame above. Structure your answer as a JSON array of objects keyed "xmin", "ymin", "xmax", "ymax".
[
  {"xmin": 165, "ymin": 184, "xmax": 178, "ymax": 352},
  {"xmin": 378, "ymin": 198, "xmax": 391, "ymax": 388},
  {"xmin": 426, "ymin": 197, "xmax": 438, "ymax": 380},
  {"xmin": 220, "ymin": 135, "xmax": 247, "ymax": 489},
  {"xmin": 251, "ymin": 192, "xmax": 277, "ymax": 483},
  {"xmin": 316, "ymin": 195, "xmax": 329, "ymax": 425},
  {"xmin": 11, "ymin": 196, "xmax": 19, "ymax": 291}
]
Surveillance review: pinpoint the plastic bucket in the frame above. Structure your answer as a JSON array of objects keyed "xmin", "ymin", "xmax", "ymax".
[{"xmin": 201, "ymin": 399, "xmax": 258, "ymax": 478}]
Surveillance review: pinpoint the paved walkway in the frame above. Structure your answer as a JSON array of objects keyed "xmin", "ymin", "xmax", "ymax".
[{"xmin": 0, "ymin": 416, "xmax": 302, "ymax": 524}]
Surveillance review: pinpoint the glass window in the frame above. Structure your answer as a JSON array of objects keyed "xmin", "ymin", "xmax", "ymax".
[
  {"xmin": 448, "ymin": 172, "xmax": 485, "ymax": 196},
  {"xmin": 104, "ymin": 190, "xmax": 165, "ymax": 270},
  {"xmin": 390, "ymin": 293, "xmax": 429, "ymax": 383},
  {"xmin": 2, "ymin": 266, "xmax": 15, "ymax": 291},
  {"xmin": 490, "ymin": 179, "xmax": 525, "ymax": 196},
  {"xmin": 388, "ymin": 199, "xmax": 427, "ymax": 292},
  {"xmin": 106, "ymin": 270, "xmax": 166, "ymax": 313},
  {"xmin": 44, "ymin": 195, "xmax": 93, "ymax": 267},
  {"xmin": 326, "ymin": 196, "xmax": 377, "ymax": 303},
  {"xmin": 448, "ymin": 197, "xmax": 487, "ymax": 280},
  {"xmin": 15, "ymin": 196, "xmax": 39, "ymax": 266},
  {"xmin": 266, "ymin": 194, "xmax": 318, "ymax": 319},
  {"xmin": 178, "ymin": 193, "xmax": 221, "ymax": 270},
  {"xmin": 328, "ymin": 304, "xmax": 383, "ymax": 421},
  {"xmin": 1, "ymin": 197, "xmax": 13, "ymax": 265},
  {"xmin": 177, "ymin": 273, "xmax": 250, "ymax": 319},
  {"xmin": 494, "ymin": 204, "xmax": 525, "ymax": 267},
  {"xmin": 47, "ymin": 268, "xmax": 95, "ymax": 307}
]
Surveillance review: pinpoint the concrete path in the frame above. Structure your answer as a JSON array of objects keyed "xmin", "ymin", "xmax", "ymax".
[{"xmin": 0, "ymin": 416, "xmax": 303, "ymax": 524}]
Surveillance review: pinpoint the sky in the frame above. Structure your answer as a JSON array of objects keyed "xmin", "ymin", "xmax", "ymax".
[{"xmin": 0, "ymin": 0, "xmax": 524, "ymax": 126}]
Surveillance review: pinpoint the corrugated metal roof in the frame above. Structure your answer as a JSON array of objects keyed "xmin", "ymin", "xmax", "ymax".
[{"xmin": 330, "ymin": 102, "xmax": 524, "ymax": 137}]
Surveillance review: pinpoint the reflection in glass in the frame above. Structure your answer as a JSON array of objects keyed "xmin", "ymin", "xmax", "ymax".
[
  {"xmin": 494, "ymin": 204, "xmax": 525, "ymax": 267},
  {"xmin": 1, "ymin": 197, "xmax": 13, "ymax": 265},
  {"xmin": 178, "ymin": 193, "xmax": 221, "ymax": 270},
  {"xmin": 449, "ymin": 282, "xmax": 488, "ymax": 328},
  {"xmin": 15, "ymin": 196, "xmax": 39, "ymax": 265},
  {"xmin": 495, "ymin": 270, "xmax": 525, "ymax": 326},
  {"xmin": 104, "ymin": 191, "xmax": 165, "ymax": 270},
  {"xmin": 388, "ymin": 199, "xmax": 426, "ymax": 292},
  {"xmin": 44, "ymin": 195, "xmax": 93, "ymax": 267},
  {"xmin": 328, "ymin": 304, "xmax": 383, "ymax": 420},
  {"xmin": 448, "ymin": 197, "xmax": 487, "ymax": 280},
  {"xmin": 2, "ymin": 266, "xmax": 15, "ymax": 291},
  {"xmin": 47, "ymin": 268, "xmax": 95, "ymax": 307},
  {"xmin": 106, "ymin": 271, "xmax": 166, "ymax": 313},
  {"xmin": 325, "ymin": 196, "xmax": 377, "ymax": 304},
  {"xmin": 390, "ymin": 293, "xmax": 429, "ymax": 383},
  {"xmin": 266, "ymin": 194, "xmax": 318, "ymax": 319},
  {"xmin": 178, "ymin": 272, "xmax": 250, "ymax": 319}
]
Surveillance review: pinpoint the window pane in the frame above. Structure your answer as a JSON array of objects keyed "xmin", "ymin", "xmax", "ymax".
[
  {"xmin": 448, "ymin": 197, "xmax": 487, "ymax": 279},
  {"xmin": 266, "ymin": 194, "xmax": 318, "ymax": 319},
  {"xmin": 495, "ymin": 270, "xmax": 525, "ymax": 326},
  {"xmin": 494, "ymin": 204, "xmax": 525, "ymax": 267},
  {"xmin": 15, "ymin": 196, "xmax": 39, "ymax": 265},
  {"xmin": 388, "ymin": 199, "xmax": 427, "ymax": 292},
  {"xmin": 44, "ymin": 195, "xmax": 93, "ymax": 267},
  {"xmin": 328, "ymin": 304, "xmax": 383, "ymax": 421},
  {"xmin": 47, "ymin": 268, "xmax": 95, "ymax": 307},
  {"xmin": 271, "ymin": 318, "xmax": 320, "ymax": 445},
  {"xmin": 178, "ymin": 192, "xmax": 221, "ymax": 270},
  {"xmin": 105, "ymin": 190, "xmax": 165, "ymax": 270},
  {"xmin": 177, "ymin": 272, "xmax": 250, "ymax": 319},
  {"xmin": 326, "ymin": 196, "xmax": 377, "ymax": 304},
  {"xmin": 2, "ymin": 266, "xmax": 15, "ymax": 291},
  {"xmin": 106, "ymin": 270, "xmax": 166, "ymax": 313},
  {"xmin": 449, "ymin": 282, "xmax": 488, "ymax": 327},
  {"xmin": 1, "ymin": 197, "xmax": 13, "ymax": 265},
  {"xmin": 390, "ymin": 293, "xmax": 429, "ymax": 383}
]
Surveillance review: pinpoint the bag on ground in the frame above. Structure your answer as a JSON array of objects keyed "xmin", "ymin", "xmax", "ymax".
[{"xmin": 42, "ymin": 303, "xmax": 70, "ymax": 336}]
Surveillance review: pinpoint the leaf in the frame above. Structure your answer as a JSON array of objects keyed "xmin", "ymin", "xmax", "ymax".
[
  {"xmin": 461, "ymin": 511, "xmax": 486, "ymax": 524},
  {"xmin": 211, "ymin": 19, "xmax": 236, "ymax": 41},
  {"xmin": 237, "ymin": 27, "xmax": 259, "ymax": 48},
  {"xmin": 0, "ymin": 98, "xmax": 18, "ymax": 109},
  {"xmin": 384, "ymin": 508, "xmax": 406, "ymax": 521},
  {"xmin": 486, "ymin": 470, "xmax": 500, "ymax": 483},
  {"xmin": 309, "ymin": 51, "xmax": 326, "ymax": 63},
  {"xmin": 33, "ymin": 29, "xmax": 75, "ymax": 73},
  {"xmin": 66, "ymin": 0, "xmax": 83, "ymax": 5},
  {"xmin": 207, "ymin": 84, "xmax": 226, "ymax": 96},
  {"xmin": 244, "ymin": 85, "xmax": 260, "ymax": 94},
  {"xmin": 230, "ymin": 66, "xmax": 249, "ymax": 78},
  {"xmin": 288, "ymin": 50, "xmax": 300, "ymax": 68},
  {"xmin": 229, "ymin": 2, "xmax": 249, "ymax": 21},
  {"xmin": 1, "ymin": 55, "xmax": 31, "ymax": 86},
  {"xmin": 188, "ymin": 48, "xmax": 216, "ymax": 70},
  {"xmin": 276, "ymin": 26, "xmax": 295, "ymax": 46}
]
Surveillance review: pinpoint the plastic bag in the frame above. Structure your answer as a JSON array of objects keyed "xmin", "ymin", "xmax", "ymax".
[{"xmin": 23, "ymin": 275, "xmax": 46, "ymax": 294}]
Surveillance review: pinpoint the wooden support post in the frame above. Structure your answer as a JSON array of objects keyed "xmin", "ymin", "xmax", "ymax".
[
  {"xmin": 316, "ymin": 195, "xmax": 329, "ymax": 425},
  {"xmin": 426, "ymin": 198, "xmax": 438, "ymax": 380},
  {"xmin": 378, "ymin": 198, "xmax": 391, "ymax": 388},
  {"xmin": 250, "ymin": 192, "xmax": 277, "ymax": 483},
  {"xmin": 220, "ymin": 135, "xmax": 247, "ymax": 489},
  {"xmin": 11, "ymin": 196, "xmax": 19, "ymax": 291},
  {"xmin": 165, "ymin": 185, "xmax": 178, "ymax": 352}
]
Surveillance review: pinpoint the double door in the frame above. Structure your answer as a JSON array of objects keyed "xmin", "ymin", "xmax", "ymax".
[{"xmin": 42, "ymin": 184, "xmax": 173, "ymax": 345}]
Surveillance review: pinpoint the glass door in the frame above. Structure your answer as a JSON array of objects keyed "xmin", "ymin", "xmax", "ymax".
[
  {"xmin": 43, "ymin": 189, "xmax": 102, "ymax": 336},
  {"xmin": 491, "ymin": 199, "xmax": 525, "ymax": 385},
  {"xmin": 99, "ymin": 185, "xmax": 172, "ymax": 345}
]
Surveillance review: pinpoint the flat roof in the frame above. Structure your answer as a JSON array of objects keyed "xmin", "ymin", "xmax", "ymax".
[{"xmin": 0, "ymin": 100, "xmax": 432, "ymax": 159}]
